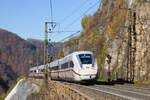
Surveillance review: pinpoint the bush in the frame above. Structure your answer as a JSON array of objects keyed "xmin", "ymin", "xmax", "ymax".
[
  {"xmin": 135, "ymin": 80, "xmax": 150, "ymax": 85},
  {"xmin": 97, "ymin": 77, "xmax": 108, "ymax": 82},
  {"xmin": 0, "ymin": 93, "xmax": 6, "ymax": 100},
  {"xmin": 16, "ymin": 76, "xmax": 24, "ymax": 82}
]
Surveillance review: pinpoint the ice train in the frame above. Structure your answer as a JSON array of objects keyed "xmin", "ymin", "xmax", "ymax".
[{"xmin": 29, "ymin": 51, "xmax": 98, "ymax": 82}]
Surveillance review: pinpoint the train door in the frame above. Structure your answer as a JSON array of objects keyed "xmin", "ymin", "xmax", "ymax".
[{"xmin": 69, "ymin": 61, "xmax": 74, "ymax": 80}]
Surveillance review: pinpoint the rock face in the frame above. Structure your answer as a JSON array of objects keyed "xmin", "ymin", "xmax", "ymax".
[
  {"xmin": 63, "ymin": 0, "xmax": 130, "ymax": 79},
  {"xmin": 134, "ymin": 1, "xmax": 150, "ymax": 81},
  {"xmin": 5, "ymin": 79, "xmax": 39, "ymax": 100},
  {"xmin": 63, "ymin": 0, "xmax": 150, "ymax": 82}
]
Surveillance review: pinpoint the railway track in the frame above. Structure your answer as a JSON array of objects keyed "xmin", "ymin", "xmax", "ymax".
[
  {"xmin": 93, "ymin": 85, "xmax": 150, "ymax": 100},
  {"xmin": 112, "ymin": 84, "xmax": 150, "ymax": 94},
  {"xmin": 28, "ymin": 78, "xmax": 150, "ymax": 100},
  {"xmin": 62, "ymin": 81, "xmax": 150, "ymax": 100}
]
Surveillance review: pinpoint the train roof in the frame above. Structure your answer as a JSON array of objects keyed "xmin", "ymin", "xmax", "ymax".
[
  {"xmin": 30, "ymin": 51, "xmax": 94, "ymax": 69},
  {"xmin": 63, "ymin": 51, "xmax": 93, "ymax": 58},
  {"xmin": 71, "ymin": 51, "xmax": 93, "ymax": 55},
  {"xmin": 38, "ymin": 65, "xmax": 44, "ymax": 69},
  {"xmin": 29, "ymin": 65, "xmax": 44, "ymax": 71},
  {"xmin": 48, "ymin": 51, "xmax": 93, "ymax": 67},
  {"xmin": 55, "ymin": 51, "xmax": 93, "ymax": 61},
  {"xmin": 29, "ymin": 67, "xmax": 36, "ymax": 71}
]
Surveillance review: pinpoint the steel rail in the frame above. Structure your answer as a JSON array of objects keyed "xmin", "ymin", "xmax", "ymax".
[{"xmin": 62, "ymin": 82, "xmax": 150, "ymax": 100}]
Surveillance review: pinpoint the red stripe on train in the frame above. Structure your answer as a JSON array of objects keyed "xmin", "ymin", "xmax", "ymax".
[{"xmin": 51, "ymin": 70, "xmax": 96, "ymax": 76}]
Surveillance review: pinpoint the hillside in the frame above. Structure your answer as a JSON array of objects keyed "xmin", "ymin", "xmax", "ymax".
[
  {"xmin": 0, "ymin": 62, "xmax": 17, "ymax": 95},
  {"xmin": 0, "ymin": 29, "xmax": 37, "ymax": 98},
  {"xmin": 27, "ymin": 38, "xmax": 63, "ymax": 58},
  {"xmin": 0, "ymin": 29, "xmax": 42, "ymax": 98},
  {"xmin": 63, "ymin": 0, "xmax": 150, "ymax": 83},
  {"xmin": 0, "ymin": 29, "xmax": 63, "ymax": 98},
  {"xmin": 0, "ymin": 29, "xmax": 42, "ymax": 75}
]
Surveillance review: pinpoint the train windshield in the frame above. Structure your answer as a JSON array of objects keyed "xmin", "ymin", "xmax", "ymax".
[{"xmin": 79, "ymin": 54, "xmax": 92, "ymax": 64}]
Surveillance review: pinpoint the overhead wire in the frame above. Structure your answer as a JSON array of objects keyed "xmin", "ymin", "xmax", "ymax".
[
  {"xmin": 51, "ymin": 0, "xmax": 101, "ymax": 42},
  {"xmin": 63, "ymin": 0, "xmax": 101, "ymax": 30},
  {"xmin": 59, "ymin": 31, "xmax": 80, "ymax": 42},
  {"xmin": 51, "ymin": 0, "xmax": 90, "ymax": 39},
  {"xmin": 59, "ymin": 0, "xmax": 90, "ymax": 24},
  {"xmin": 60, "ymin": 0, "xmax": 101, "ymax": 42}
]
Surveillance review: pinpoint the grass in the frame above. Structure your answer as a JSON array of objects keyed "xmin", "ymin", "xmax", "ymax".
[
  {"xmin": 0, "ymin": 84, "xmax": 16, "ymax": 100},
  {"xmin": 135, "ymin": 80, "xmax": 150, "ymax": 85},
  {"xmin": 22, "ymin": 79, "xmax": 27, "ymax": 84},
  {"xmin": 97, "ymin": 77, "xmax": 108, "ymax": 82},
  {"xmin": 0, "ymin": 76, "xmax": 25, "ymax": 100},
  {"xmin": 31, "ymin": 91, "xmax": 41, "ymax": 96},
  {"xmin": 0, "ymin": 93, "xmax": 7, "ymax": 100},
  {"xmin": 39, "ymin": 80, "xmax": 45, "ymax": 91},
  {"xmin": 17, "ymin": 76, "xmax": 24, "ymax": 82},
  {"xmin": 31, "ymin": 79, "xmax": 45, "ymax": 97}
]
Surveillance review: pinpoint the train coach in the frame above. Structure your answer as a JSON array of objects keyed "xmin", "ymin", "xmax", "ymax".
[
  {"xmin": 29, "ymin": 51, "xmax": 98, "ymax": 82},
  {"xmin": 29, "ymin": 65, "xmax": 45, "ymax": 78}
]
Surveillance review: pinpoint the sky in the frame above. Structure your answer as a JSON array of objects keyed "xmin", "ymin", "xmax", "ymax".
[{"xmin": 0, "ymin": 0, "xmax": 101, "ymax": 42}]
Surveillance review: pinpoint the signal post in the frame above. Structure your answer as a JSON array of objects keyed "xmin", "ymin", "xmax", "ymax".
[{"xmin": 44, "ymin": 22, "xmax": 56, "ymax": 88}]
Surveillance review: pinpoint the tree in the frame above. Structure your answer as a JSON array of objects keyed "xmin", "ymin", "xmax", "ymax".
[
  {"xmin": 1, "ymin": 53, "xmax": 7, "ymax": 62},
  {"xmin": 81, "ymin": 15, "xmax": 92, "ymax": 30},
  {"xmin": 57, "ymin": 48, "xmax": 64, "ymax": 59}
]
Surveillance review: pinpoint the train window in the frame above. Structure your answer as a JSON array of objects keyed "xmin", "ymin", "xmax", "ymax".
[
  {"xmin": 51, "ymin": 66, "xmax": 59, "ymax": 71},
  {"xmin": 41, "ymin": 69, "xmax": 45, "ymax": 72},
  {"xmin": 79, "ymin": 54, "xmax": 92, "ymax": 64},
  {"xmin": 70, "ymin": 61, "xmax": 74, "ymax": 68},
  {"xmin": 55, "ymin": 66, "xmax": 58, "ymax": 70},
  {"xmin": 61, "ymin": 62, "xmax": 68, "ymax": 69}
]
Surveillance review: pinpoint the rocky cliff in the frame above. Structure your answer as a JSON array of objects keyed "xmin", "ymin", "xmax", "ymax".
[
  {"xmin": 133, "ymin": 0, "xmax": 150, "ymax": 81},
  {"xmin": 63, "ymin": 0, "xmax": 150, "ymax": 83}
]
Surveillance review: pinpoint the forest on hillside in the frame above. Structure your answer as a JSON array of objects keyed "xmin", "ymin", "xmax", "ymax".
[{"xmin": 0, "ymin": 29, "xmax": 61, "ymax": 99}]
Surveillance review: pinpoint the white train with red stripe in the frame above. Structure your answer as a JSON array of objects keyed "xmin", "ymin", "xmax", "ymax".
[{"xmin": 29, "ymin": 51, "xmax": 98, "ymax": 82}]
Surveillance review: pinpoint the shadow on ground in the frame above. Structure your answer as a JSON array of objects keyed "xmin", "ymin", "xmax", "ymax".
[{"xmin": 82, "ymin": 79, "xmax": 134, "ymax": 86}]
